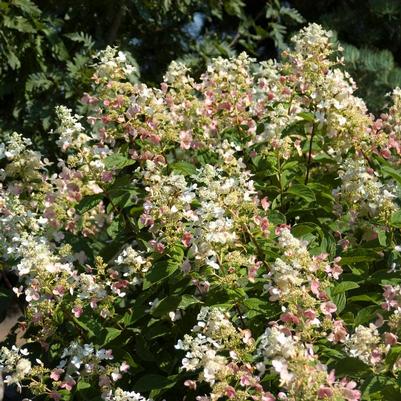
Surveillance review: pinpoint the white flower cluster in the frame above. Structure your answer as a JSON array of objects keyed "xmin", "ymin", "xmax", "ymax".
[
  {"xmin": 0, "ymin": 132, "xmax": 45, "ymax": 185},
  {"xmin": 257, "ymin": 326, "xmax": 299, "ymax": 387},
  {"xmin": 175, "ymin": 333, "xmax": 227, "ymax": 384},
  {"xmin": 0, "ymin": 346, "xmax": 31, "ymax": 388},
  {"xmin": 334, "ymin": 158, "xmax": 397, "ymax": 218},
  {"xmin": 104, "ymin": 387, "xmax": 151, "ymax": 401},
  {"xmin": 188, "ymin": 165, "xmax": 256, "ymax": 265},
  {"xmin": 16, "ymin": 235, "xmax": 72, "ymax": 277},
  {"xmin": 54, "ymin": 106, "xmax": 89, "ymax": 152},
  {"xmin": 194, "ymin": 307, "xmax": 235, "ymax": 336},
  {"xmin": 141, "ymin": 161, "xmax": 258, "ymax": 270},
  {"xmin": 142, "ymin": 163, "xmax": 195, "ymax": 220},
  {"xmin": 201, "ymin": 52, "xmax": 254, "ymax": 97},
  {"xmin": 0, "ymin": 132, "xmax": 32, "ymax": 161},
  {"xmin": 265, "ymin": 228, "xmax": 326, "ymax": 301},
  {"xmin": 59, "ymin": 342, "xmax": 113, "ymax": 375},
  {"xmin": 95, "ymin": 46, "xmax": 138, "ymax": 80},
  {"xmin": 114, "ymin": 245, "xmax": 151, "ymax": 285},
  {"xmin": 74, "ymin": 272, "xmax": 106, "ymax": 300},
  {"xmin": 163, "ymin": 60, "xmax": 194, "ymax": 89},
  {"xmin": 258, "ymin": 326, "xmax": 298, "ymax": 361},
  {"xmin": 345, "ymin": 324, "xmax": 381, "ymax": 365},
  {"xmin": 292, "ymin": 23, "xmax": 334, "ymax": 57},
  {"xmin": 175, "ymin": 307, "xmax": 236, "ymax": 384},
  {"xmin": 0, "ymin": 193, "xmax": 44, "ymax": 256}
]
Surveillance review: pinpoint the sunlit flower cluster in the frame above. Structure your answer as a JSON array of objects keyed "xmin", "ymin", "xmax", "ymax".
[{"xmin": 1, "ymin": 23, "xmax": 401, "ymax": 401}]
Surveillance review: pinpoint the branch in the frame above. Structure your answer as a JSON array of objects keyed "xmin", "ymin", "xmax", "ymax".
[{"xmin": 107, "ymin": 5, "xmax": 126, "ymax": 44}]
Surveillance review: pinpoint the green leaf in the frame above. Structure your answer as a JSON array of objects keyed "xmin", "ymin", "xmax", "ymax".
[
  {"xmin": 170, "ymin": 161, "xmax": 197, "ymax": 176},
  {"xmin": 340, "ymin": 249, "xmax": 382, "ymax": 265},
  {"xmin": 334, "ymin": 357, "xmax": 370, "ymax": 378},
  {"xmin": 99, "ymin": 327, "xmax": 122, "ymax": 346},
  {"xmin": 178, "ymin": 294, "xmax": 201, "ymax": 309},
  {"xmin": 361, "ymin": 375, "xmax": 401, "ymax": 400},
  {"xmin": 76, "ymin": 379, "xmax": 94, "ymax": 401},
  {"xmin": 76, "ymin": 194, "xmax": 103, "ymax": 214},
  {"xmin": 390, "ymin": 210, "xmax": 401, "ymax": 228},
  {"xmin": 13, "ymin": 0, "xmax": 41, "ymax": 15},
  {"xmin": 354, "ymin": 305, "xmax": 380, "ymax": 326},
  {"xmin": 297, "ymin": 111, "xmax": 315, "ymax": 122},
  {"xmin": 104, "ymin": 153, "xmax": 135, "ymax": 170},
  {"xmin": 377, "ymin": 229, "xmax": 387, "ymax": 246},
  {"xmin": 382, "ymin": 165, "xmax": 401, "ymax": 185},
  {"xmin": 73, "ymin": 317, "xmax": 95, "ymax": 338},
  {"xmin": 135, "ymin": 335, "xmax": 156, "ymax": 362},
  {"xmin": 243, "ymin": 298, "xmax": 270, "ymax": 311},
  {"xmin": 76, "ymin": 381, "xmax": 91, "ymax": 391},
  {"xmin": 286, "ymin": 184, "xmax": 316, "ymax": 202},
  {"xmin": 143, "ymin": 260, "xmax": 180, "ymax": 290},
  {"xmin": 108, "ymin": 187, "xmax": 139, "ymax": 210},
  {"xmin": 332, "ymin": 281, "xmax": 360, "ymax": 295},
  {"xmin": 291, "ymin": 223, "xmax": 319, "ymax": 239},
  {"xmin": 348, "ymin": 294, "xmax": 381, "ymax": 304},
  {"xmin": 385, "ymin": 345, "xmax": 401, "ymax": 368},
  {"xmin": 106, "ymin": 218, "xmax": 124, "ymax": 239},
  {"xmin": 307, "ymin": 183, "xmax": 335, "ymax": 201},
  {"xmin": 151, "ymin": 296, "xmax": 180, "ymax": 318},
  {"xmin": 268, "ymin": 210, "xmax": 286, "ymax": 225},
  {"xmin": 134, "ymin": 374, "xmax": 172, "ymax": 392},
  {"xmin": 331, "ymin": 292, "xmax": 346, "ymax": 314}
]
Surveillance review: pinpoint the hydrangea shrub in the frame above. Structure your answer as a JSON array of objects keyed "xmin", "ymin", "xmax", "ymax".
[{"xmin": 1, "ymin": 24, "xmax": 401, "ymax": 401}]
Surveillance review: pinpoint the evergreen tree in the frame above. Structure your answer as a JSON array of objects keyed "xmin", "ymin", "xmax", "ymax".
[{"xmin": 294, "ymin": 0, "xmax": 401, "ymax": 113}]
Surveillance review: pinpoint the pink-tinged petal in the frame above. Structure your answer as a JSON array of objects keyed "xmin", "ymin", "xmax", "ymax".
[
  {"xmin": 384, "ymin": 332, "xmax": 398, "ymax": 345},
  {"xmin": 225, "ymin": 386, "xmax": 236, "ymax": 399},
  {"xmin": 317, "ymin": 386, "xmax": 333, "ymax": 399},
  {"xmin": 261, "ymin": 197, "xmax": 270, "ymax": 211},
  {"xmin": 184, "ymin": 380, "xmax": 197, "ymax": 390},
  {"xmin": 342, "ymin": 388, "xmax": 361, "ymax": 401},
  {"xmin": 310, "ymin": 280, "xmax": 320, "ymax": 296},
  {"xmin": 261, "ymin": 393, "xmax": 276, "ymax": 401},
  {"xmin": 280, "ymin": 312, "xmax": 300, "ymax": 325},
  {"xmin": 320, "ymin": 301, "xmax": 337, "ymax": 316},
  {"xmin": 375, "ymin": 313, "xmax": 384, "ymax": 327},
  {"xmin": 181, "ymin": 232, "xmax": 192, "ymax": 247},
  {"xmin": 303, "ymin": 309, "xmax": 317, "ymax": 320},
  {"xmin": 72, "ymin": 306, "xmax": 83, "ymax": 318},
  {"xmin": 50, "ymin": 368, "xmax": 64, "ymax": 381}
]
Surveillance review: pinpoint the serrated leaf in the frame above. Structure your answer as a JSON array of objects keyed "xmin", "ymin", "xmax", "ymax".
[
  {"xmin": 76, "ymin": 380, "xmax": 91, "ymax": 391},
  {"xmin": 340, "ymin": 249, "xmax": 382, "ymax": 265},
  {"xmin": 390, "ymin": 210, "xmax": 401, "ymax": 228},
  {"xmin": 332, "ymin": 281, "xmax": 360, "ymax": 295},
  {"xmin": 178, "ymin": 294, "xmax": 201, "ymax": 309},
  {"xmin": 73, "ymin": 317, "xmax": 95, "ymax": 338},
  {"xmin": 99, "ymin": 327, "xmax": 122, "ymax": 346},
  {"xmin": 286, "ymin": 184, "xmax": 316, "ymax": 202},
  {"xmin": 151, "ymin": 296, "xmax": 180, "ymax": 318},
  {"xmin": 334, "ymin": 357, "xmax": 370, "ymax": 377},
  {"xmin": 382, "ymin": 165, "xmax": 401, "ymax": 185},
  {"xmin": 291, "ymin": 223, "xmax": 319, "ymax": 238},
  {"xmin": 331, "ymin": 292, "xmax": 346, "ymax": 314},
  {"xmin": 104, "ymin": 153, "xmax": 135, "ymax": 170},
  {"xmin": 170, "ymin": 161, "xmax": 197, "ymax": 176},
  {"xmin": 354, "ymin": 305, "xmax": 380, "ymax": 326},
  {"xmin": 297, "ymin": 111, "xmax": 315, "ymax": 122},
  {"xmin": 143, "ymin": 260, "xmax": 180, "ymax": 290},
  {"xmin": 76, "ymin": 194, "xmax": 103, "ymax": 214}
]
